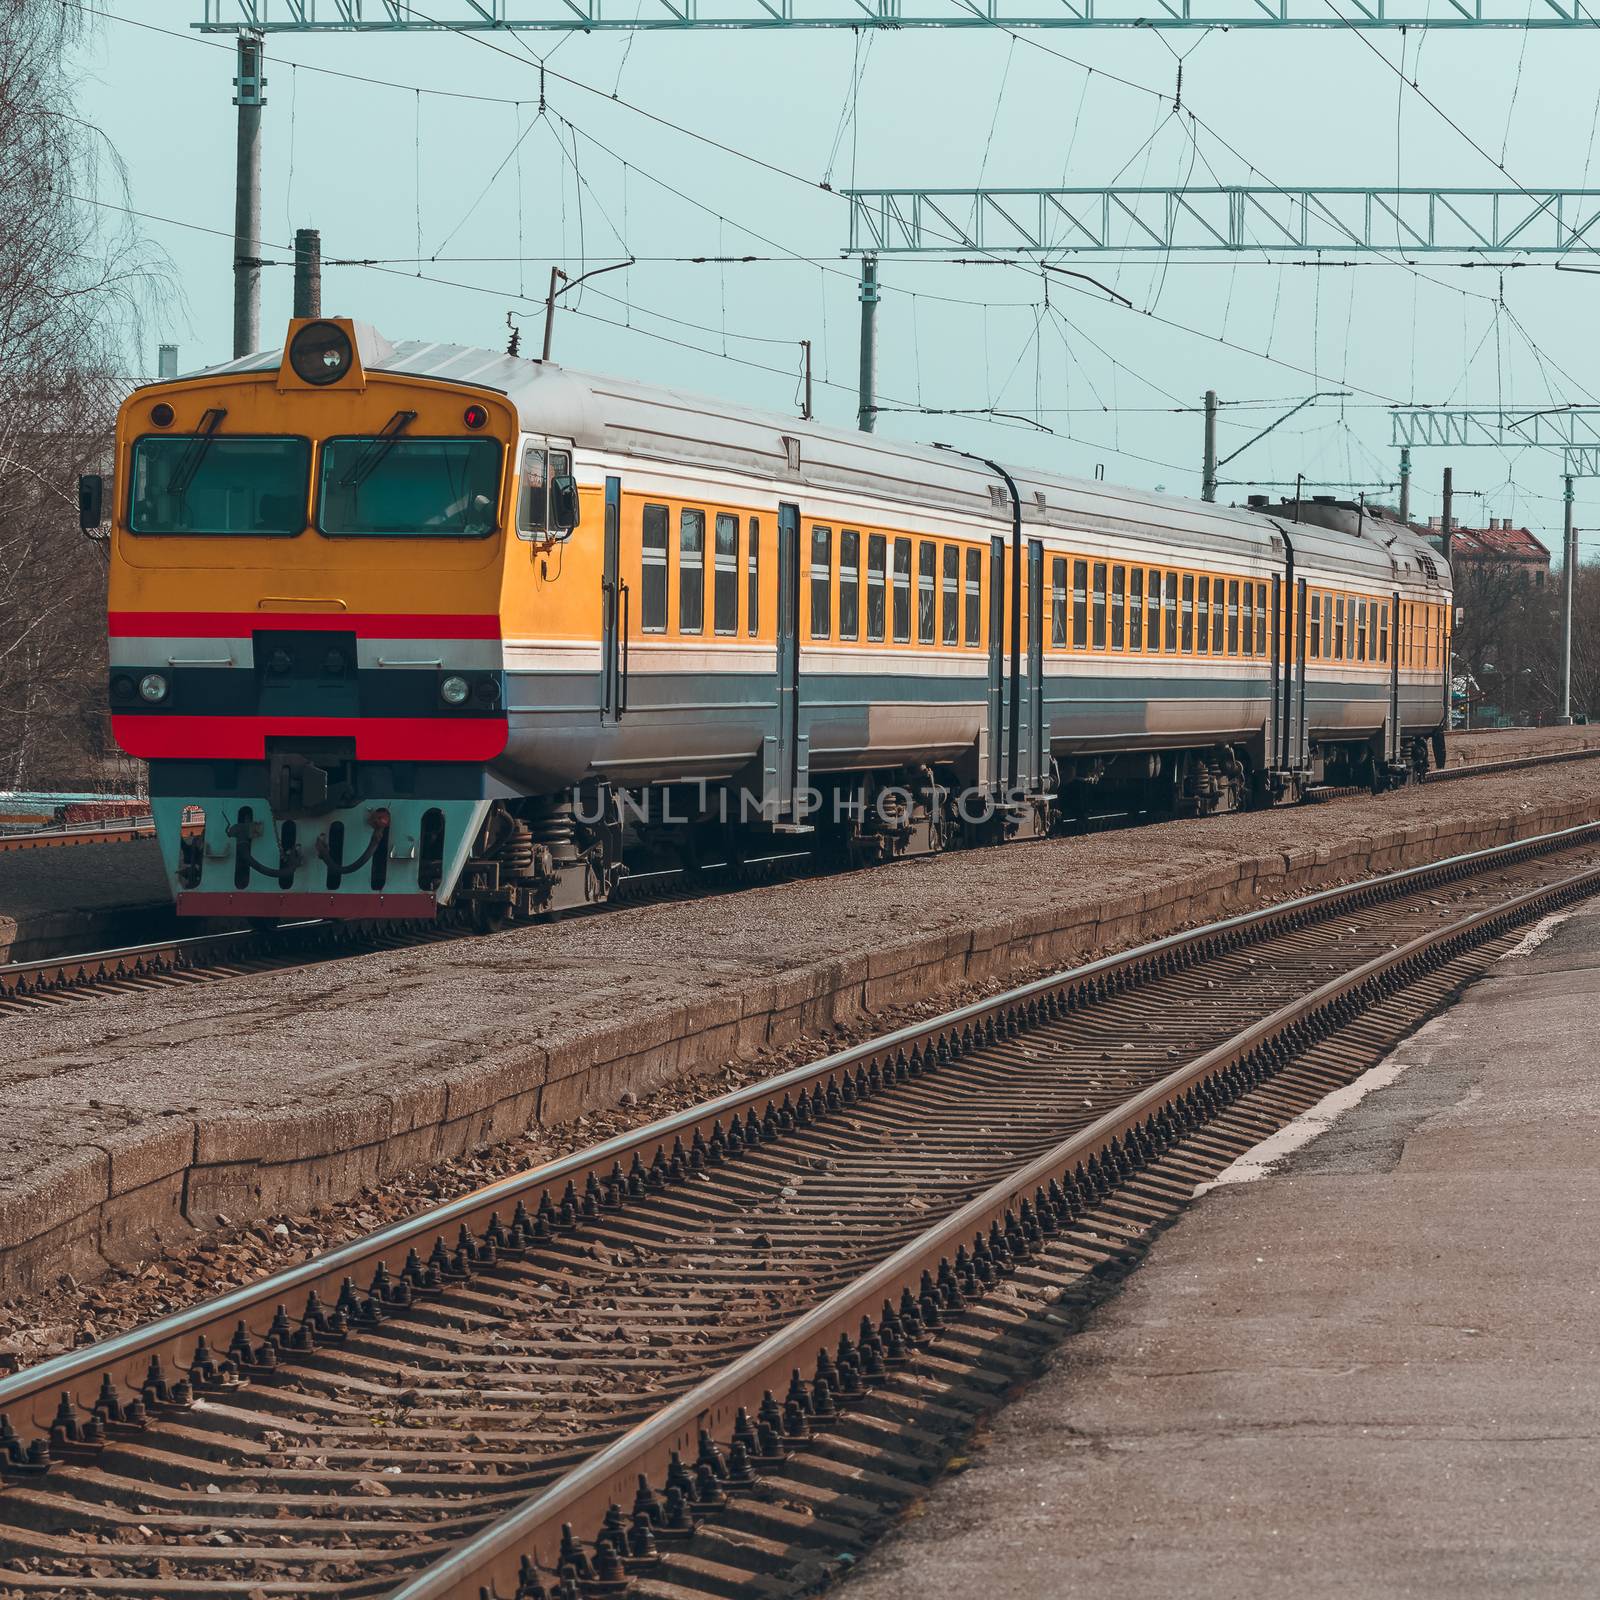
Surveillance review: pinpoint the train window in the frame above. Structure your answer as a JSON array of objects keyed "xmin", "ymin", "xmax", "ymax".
[
  {"xmin": 965, "ymin": 548, "xmax": 982, "ymax": 646},
  {"xmin": 747, "ymin": 517, "xmax": 760, "ymax": 636},
  {"xmin": 868, "ymin": 534, "xmax": 887, "ymax": 642},
  {"xmin": 319, "ymin": 437, "xmax": 503, "ymax": 537},
  {"xmin": 918, "ymin": 541, "xmax": 937, "ymax": 644},
  {"xmin": 130, "ymin": 434, "xmax": 312, "ymax": 537},
  {"xmin": 1129, "ymin": 568, "xmax": 1144, "ymax": 652},
  {"xmin": 810, "ymin": 526, "xmax": 832, "ymax": 640},
  {"xmin": 1093, "ymin": 562, "xmax": 1108, "ymax": 650},
  {"xmin": 714, "ymin": 513, "xmax": 740, "ymax": 636},
  {"xmin": 1334, "ymin": 596, "xmax": 1346, "ymax": 661},
  {"xmin": 892, "ymin": 538, "xmax": 912, "ymax": 643},
  {"xmin": 515, "ymin": 444, "xmax": 548, "ymax": 534},
  {"xmin": 1309, "ymin": 593, "xmax": 1322, "ymax": 659},
  {"xmin": 840, "ymin": 530, "xmax": 861, "ymax": 642},
  {"xmin": 1072, "ymin": 560, "xmax": 1088, "ymax": 650},
  {"xmin": 1197, "ymin": 576, "xmax": 1210, "ymax": 654},
  {"xmin": 1379, "ymin": 601, "xmax": 1390, "ymax": 663},
  {"xmin": 1256, "ymin": 583, "xmax": 1268, "ymax": 656},
  {"xmin": 679, "ymin": 509, "xmax": 705, "ymax": 634},
  {"xmin": 942, "ymin": 545, "xmax": 960, "ymax": 645},
  {"xmin": 1051, "ymin": 558, "xmax": 1068, "ymax": 648},
  {"xmin": 1180, "ymin": 572, "xmax": 1194, "ymax": 654},
  {"xmin": 1163, "ymin": 571, "xmax": 1178, "ymax": 653},
  {"xmin": 1358, "ymin": 599, "xmax": 1369, "ymax": 662},
  {"xmin": 1241, "ymin": 582, "xmax": 1254, "ymax": 658},
  {"xmin": 1212, "ymin": 576, "xmax": 1226, "ymax": 653},
  {"xmin": 641, "ymin": 503, "xmax": 669, "ymax": 633},
  {"xmin": 1227, "ymin": 579, "xmax": 1240, "ymax": 656},
  {"xmin": 1111, "ymin": 565, "xmax": 1126, "ymax": 650}
]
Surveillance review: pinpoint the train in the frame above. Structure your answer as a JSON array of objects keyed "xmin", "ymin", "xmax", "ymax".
[{"xmin": 88, "ymin": 316, "xmax": 1452, "ymax": 928}]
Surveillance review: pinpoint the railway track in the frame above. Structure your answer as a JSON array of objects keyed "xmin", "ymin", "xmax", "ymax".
[
  {"xmin": 5, "ymin": 747, "xmax": 1598, "ymax": 1017},
  {"xmin": 0, "ymin": 822, "xmax": 1596, "ymax": 1598}
]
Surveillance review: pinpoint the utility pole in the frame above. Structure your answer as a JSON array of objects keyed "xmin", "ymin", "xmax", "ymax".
[
  {"xmin": 857, "ymin": 254, "xmax": 878, "ymax": 434},
  {"xmin": 1441, "ymin": 466, "xmax": 1453, "ymax": 569},
  {"xmin": 1560, "ymin": 474, "xmax": 1576, "ymax": 725},
  {"xmin": 292, "ymin": 227, "xmax": 321, "ymax": 318},
  {"xmin": 800, "ymin": 339, "xmax": 813, "ymax": 422},
  {"xmin": 541, "ymin": 257, "xmax": 635, "ymax": 362},
  {"xmin": 542, "ymin": 266, "xmax": 565, "ymax": 362},
  {"xmin": 231, "ymin": 31, "xmax": 266, "ymax": 359},
  {"xmin": 1399, "ymin": 446, "xmax": 1411, "ymax": 523},
  {"xmin": 1201, "ymin": 389, "xmax": 1218, "ymax": 502}
]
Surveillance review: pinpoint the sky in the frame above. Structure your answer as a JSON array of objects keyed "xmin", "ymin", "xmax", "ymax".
[{"xmin": 71, "ymin": 1, "xmax": 1600, "ymax": 554}]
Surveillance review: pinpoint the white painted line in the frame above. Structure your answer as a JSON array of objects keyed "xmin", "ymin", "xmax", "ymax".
[
  {"xmin": 1196, "ymin": 1057, "xmax": 1417, "ymax": 1194},
  {"xmin": 1499, "ymin": 911, "xmax": 1571, "ymax": 961}
]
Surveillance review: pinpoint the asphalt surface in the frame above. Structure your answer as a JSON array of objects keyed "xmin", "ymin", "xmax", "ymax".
[{"xmin": 845, "ymin": 891, "xmax": 1600, "ymax": 1599}]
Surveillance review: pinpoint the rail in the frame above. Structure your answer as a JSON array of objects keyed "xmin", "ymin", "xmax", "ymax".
[{"xmin": 1, "ymin": 818, "xmax": 1594, "ymax": 1443}]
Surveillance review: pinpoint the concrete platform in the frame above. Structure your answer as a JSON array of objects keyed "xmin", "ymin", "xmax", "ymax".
[
  {"xmin": 845, "ymin": 884, "xmax": 1600, "ymax": 1597},
  {"xmin": 0, "ymin": 836, "xmax": 172, "ymax": 962}
]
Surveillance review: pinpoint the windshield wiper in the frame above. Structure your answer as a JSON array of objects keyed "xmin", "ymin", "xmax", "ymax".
[
  {"xmin": 338, "ymin": 410, "xmax": 418, "ymax": 490},
  {"xmin": 169, "ymin": 408, "xmax": 227, "ymax": 495}
]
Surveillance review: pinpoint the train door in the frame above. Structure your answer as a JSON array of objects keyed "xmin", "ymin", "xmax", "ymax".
[
  {"xmin": 765, "ymin": 501, "xmax": 808, "ymax": 826},
  {"xmin": 987, "ymin": 534, "xmax": 1006, "ymax": 795},
  {"xmin": 1269, "ymin": 572, "xmax": 1283, "ymax": 770},
  {"xmin": 1027, "ymin": 537, "xmax": 1045, "ymax": 792},
  {"xmin": 601, "ymin": 475, "xmax": 624, "ymax": 721},
  {"xmin": 1388, "ymin": 587, "xmax": 1402, "ymax": 765}
]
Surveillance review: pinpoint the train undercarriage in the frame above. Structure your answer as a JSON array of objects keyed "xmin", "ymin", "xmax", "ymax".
[{"xmin": 445, "ymin": 729, "xmax": 1444, "ymax": 930}]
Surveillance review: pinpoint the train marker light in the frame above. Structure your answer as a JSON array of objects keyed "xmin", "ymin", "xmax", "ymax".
[
  {"xmin": 138, "ymin": 672, "xmax": 170, "ymax": 703},
  {"xmin": 462, "ymin": 404, "xmax": 488, "ymax": 430},
  {"xmin": 440, "ymin": 674, "xmax": 470, "ymax": 706},
  {"xmin": 151, "ymin": 402, "xmax": 175, "ymax": 427}
]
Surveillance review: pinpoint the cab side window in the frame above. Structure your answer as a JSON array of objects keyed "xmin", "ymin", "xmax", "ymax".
[{"xmin": 516, "ymin": 444, "xmax": 548, "ymax": 535}]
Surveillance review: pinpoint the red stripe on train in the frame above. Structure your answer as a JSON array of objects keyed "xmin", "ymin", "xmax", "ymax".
[
  {"xmin": 108, "ymin": 611, "xmax": 502, "ymax": 639},
  {"xmin": 112, "ymin": 714, "xmax": 508, "ymax": 761},
  {"xmin": 177, "ymin": 890, "xmax": 439, "ymax": 921}
]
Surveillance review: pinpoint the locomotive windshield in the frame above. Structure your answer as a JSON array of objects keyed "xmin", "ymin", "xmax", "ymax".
[
  {"xmin": 128, "ymin": 435, "xmax": 310, "ymax": 536},
  {"xmin": 317, "ymin": 437, "xmax": 502, "ymax": 537}
]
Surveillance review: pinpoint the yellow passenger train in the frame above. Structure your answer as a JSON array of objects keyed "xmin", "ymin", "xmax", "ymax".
[{"xmin": 90, "ymin": 317, "xmax": 1452, "ymax": 926}]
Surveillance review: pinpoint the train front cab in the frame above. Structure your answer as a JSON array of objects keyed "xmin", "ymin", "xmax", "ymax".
[{"xmin": 101, "ymin": 319, "xmax": 564, "ymax": 920}]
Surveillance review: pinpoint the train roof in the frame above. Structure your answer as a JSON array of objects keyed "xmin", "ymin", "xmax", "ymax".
[{"xmin": 195, "ymin": 327, "xmax": 1448, "ymax": 591}]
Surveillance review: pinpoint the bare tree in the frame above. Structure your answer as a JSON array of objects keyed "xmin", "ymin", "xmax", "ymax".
[{"xmin": 0, "ymin": 0, "xmax": 163, "ymax": 791}]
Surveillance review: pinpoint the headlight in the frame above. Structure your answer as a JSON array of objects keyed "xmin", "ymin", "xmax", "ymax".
[
  {"xmin": 138, "ymin": 672, "xmax": 169, "ymax": 703},
  {"xmin": 287, "ymin": 319, "xmax": 354, "ymax": 386},
  {"xmin": 440, "ymin": 674, "xmax": 470, "ymax": 706}
]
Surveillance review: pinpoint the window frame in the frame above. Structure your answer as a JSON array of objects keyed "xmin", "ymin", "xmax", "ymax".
[
  {"xmin": 746, "ymin": 516, "xmax": 760, "ymax": 637},
  {"xmin": 839, "ymin": 528, "xmax": 861, "ymax": 643},
  {"xmin": 867, "ymin": 533, "xmax": 888, "ymax": 643},
  {"xmin": 964, "ymin": 547, "xmax": 982, "ymax": 647},
  {"xmin": 641, "ymin": 501, "xmax": 670, "ymax": 634},
  {"xmin": 942, "ymin": 544, "xmax": 960, "ymax": 646},
  {"xmin": 809, "ymin": 524, "xmax": 833, "ymax": 641},
  {"xmin": 713, "ymin": 511, "xmax": 740, "ymax": 637},
  {"xmin": 892, "ymin": 536, "xmax": 912, "ymax": 644},
  {"xmin": 678, "ymin": 507, "xmax": 706, "ymax": 635},
  {"xmin": 917, "ymin": 539, "xmax": 937, "ymax": 645}
]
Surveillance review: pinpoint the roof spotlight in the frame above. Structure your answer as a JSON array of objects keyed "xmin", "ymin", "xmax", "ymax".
[{"xmin": 288, "ymin": 320, "xmax": 354, "ymax": 386}]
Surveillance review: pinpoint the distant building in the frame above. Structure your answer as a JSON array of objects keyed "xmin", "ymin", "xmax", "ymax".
[{"xmin": 1426, "ymin": 518, "xmax": 1551, "ymax": 587}]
